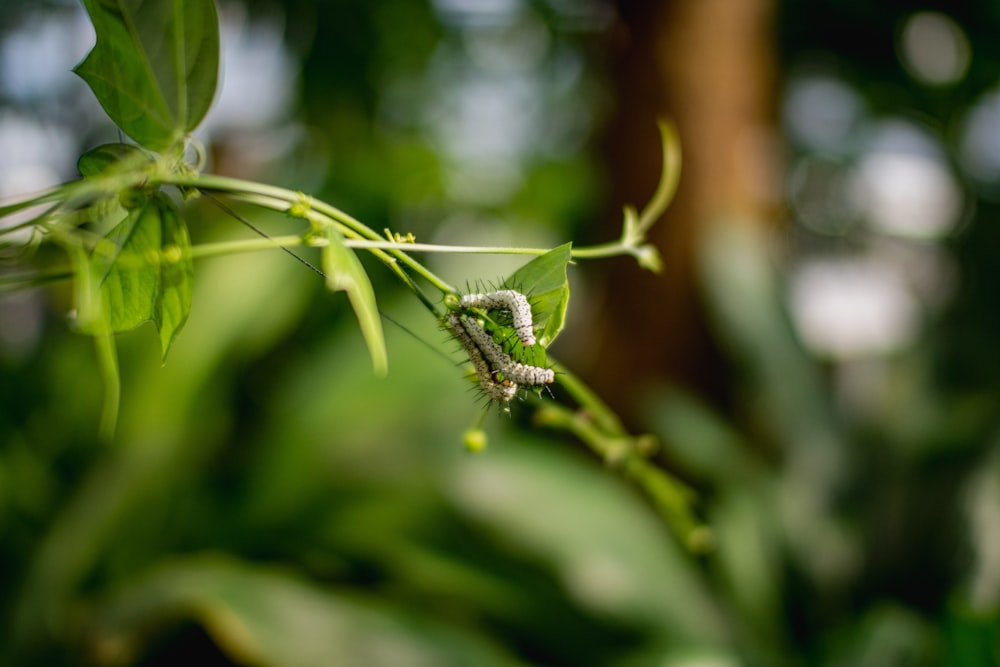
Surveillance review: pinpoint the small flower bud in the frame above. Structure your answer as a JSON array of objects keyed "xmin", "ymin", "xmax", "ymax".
[{"xmin": 462, "ymin": 428, "xmax": 488, "ymax": 453}]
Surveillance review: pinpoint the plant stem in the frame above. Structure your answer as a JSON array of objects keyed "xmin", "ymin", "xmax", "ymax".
[
  {"xmin": 186, "ymin": 235, "xmax": 555, "ymax": 259},
  {"xmin": 341, "ymin": 240, "xmax": 554, "ymax": 255},
  {"xmin": 569, "ymin": 242, "xmax": 629, "ymax": 260},
  {"xmin": 636, "ymin": 120, "xmax": 682, "ymax": 234},
  {"xmin": 188, "ymin": 235, "xmax": 306, "ymax": 259},
  {"xmin": 548, "ymin": 361, "xmax": 628, "ymax": 436},
  {"xmin": 532, "ymin": 398, "xmax": 703, "ymax": 547},
  {"xmin": 165, "ymin": 174, "xmax": 460, "ymax": 298},
  {"xmin": 0, "ymin": 271, "xmax": 75, "ymax": 292},
  {"xmin": 0, "ymin": 184, "xmax": 74, "ymax": 220},
  {"xmin": 94, "ymin": 331, "xmax": 120, "ymax": 444}
]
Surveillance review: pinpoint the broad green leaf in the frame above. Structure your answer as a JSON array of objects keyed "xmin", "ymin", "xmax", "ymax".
[
  {"xmin": 75, "ymin": 0, "xmax": 220, "ymax": 151},
  {"xmin": 88, "ymin": 555, "xmax": 525, "ymax": 667},
  {"xmin": 502, "ymin": 243, "xmax": 571, "ymax": 347},
  {"xmin": 78, "ymin": 143, "xmax": 152, "ymax": 178},
  {"xmin": 84, "ymin": 193, "xmax": 193, "ymax": 358},
  {"xmin": 154, "ymin": 197, "xmax": 193, "ymax": 356},
  {"xmin": 92, "ymin": 199, "xmax": 163, "ymax": 332},
  {"xmin": 451, "ymin": 439, "xmax": 723, "ymax": 638},
  {"xmin": 322, "ymin": 227, "xmax": 388, "ymax": 376}
]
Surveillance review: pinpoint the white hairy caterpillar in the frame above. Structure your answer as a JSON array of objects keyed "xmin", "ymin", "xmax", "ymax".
[
  {"xmin": 459, "ymin": 289, "xmax": 536, "ymax": 347},
  {"xmin": 446, "ymin": 312, "xmax": 518, "ymax": 403},
  {"xmin": 480, "ymin": 373, "xmax": 519, "ymax": 403},
  {"xmin": 501, "ymin": 358, "xmax": 556, "ymax": 386},
  {"xmin": 459, "ymin": 315, "xmax": 554, "ymax": 386}
]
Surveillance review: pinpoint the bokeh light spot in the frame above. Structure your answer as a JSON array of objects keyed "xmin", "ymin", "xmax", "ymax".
[{"xmin": 898, "ymin": 12, "xmax": 970, "ymax": 86}]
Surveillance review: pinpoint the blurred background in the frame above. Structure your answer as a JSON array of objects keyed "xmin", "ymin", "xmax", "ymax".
[{"xmin": 2, "ymin": 0, "xmax": 1000, "ymax": 664}]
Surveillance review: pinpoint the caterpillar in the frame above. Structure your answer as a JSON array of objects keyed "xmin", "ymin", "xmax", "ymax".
[
  {"xmin": 459, "ymin": 289, "xmax": 536, "ymax": 347},
  {"xmin": 500, "ymin": 358, "xmax": 556, "ymax": 386},
  {"xmin": 446, "ymin": 312, "xmax": 518, "ymax": 403},
  {"xmin": 459, "ymin": 314, "xmax": 554, "ymax": 386}
]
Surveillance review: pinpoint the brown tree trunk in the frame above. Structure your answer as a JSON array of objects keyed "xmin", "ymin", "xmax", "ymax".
[{"xmin": 581, "ymin": 0, "xmax": 779, "ymax": 420}]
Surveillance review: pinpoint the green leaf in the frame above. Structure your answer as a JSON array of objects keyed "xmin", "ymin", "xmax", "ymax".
[
  {"xmin": 74, "ymin": 0, "xmax": 220, "ymax": 151},
  {"xmin": 322, "ymin": 227, "xmax": 388, "ymax": 376},
  {"xmin": 88, "ymin": 555, "xmax": 525, "ymax": 667},
  {"xmin": 83, "ymin": 193, "xmax": 193, "ymax": 358},
  {"xmin": 78, "ymin": 143, "xmax": 153, "ymax": 178},
  {"xmin": 155, "ymin": 197, "xmax": 193, "ymax": 357},
  {"xmin": 92, "ymin": 199, "xmax": 163, "ymax": 332},
  {"xmin": 503, "ymin": 243, "xmax": 571, "ymax": 347}
]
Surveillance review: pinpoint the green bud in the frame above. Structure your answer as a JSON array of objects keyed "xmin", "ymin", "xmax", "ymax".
[{"xmin": 462, "ymin": 428, "xmax": 488, "ymax": 453}]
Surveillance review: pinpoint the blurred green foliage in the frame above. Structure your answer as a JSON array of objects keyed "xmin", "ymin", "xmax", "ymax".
[{"xmin": 2, "ymin": 0, "xmax": 1000, "ymax": 665}]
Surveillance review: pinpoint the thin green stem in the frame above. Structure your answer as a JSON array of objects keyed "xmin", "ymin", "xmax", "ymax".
[
  {"xmin": 0, "ymin": 193, "xmax": 79, "ymax": 238},
  {"xmin": 527, "ymin": 354, "xmax": 708, "ymax": 549},
  {"xmin": 165, "ymin": 174, "xmax": 298, "ymax": 209},
  {"xmin": 94, "ymin": 331, "xmax": 120, "ymax": 444},
  {"xmin": 166, "ymin": 174, "xmax": 460, "ymax": 298},
  {"xmin": 531, "ymin": 386, "xmax": 706, "ymax": 551},
  {"xmin": 342, "ymin": 240, "xmax": 553, "ymax": 255},
  {"xmin": 308, "ymin": 197, "xmax": 459, "ymax": 296},
  {"xmin": 188, "ymin": 235, "xmax": 307, "ymax": 259},
  {"xmin": 158, "ymin": 172, "xmax": 674, "ymax": 292},
  {"xmin": 569, "ymin": 242, "xmax": 629, "ymax": 260},
  {"xmin": 635, "ymin": 120, "xmax": 682, "ymax": 234},
  {"xmin": 0, "ymin": 184, "xmax": 73, "ymax": 219},
  {"xmin": 297, "ymin": 209, "xmax": 443, "ymax": 312},
  {"xmin": 180, "ymin": 174, "xmax": 649, "ymax": 287},
  {"xmin": 184, "ymin": 231, "xmax": 650, "ymax": 267},
  {"xmin": 186, "ymin": 234, "xmax": 550, "ymax": 259},
  {"xmin": 532, "ymin": 401, "xmax": 628, "ymax": 463},
  {"xmin": 195, "ymin": 188, "xmax": 444, "ymax": 315},
  {"xmin": 0, "ymin": 208, "xmax": 55, "ymax": 237},
  {"xmin": 548, "ymin": 360, "xmax": 628, "ymax": 437},
  {"xmin": 0, "ymin": 271, "xmax": 74, "ymax": 292}
]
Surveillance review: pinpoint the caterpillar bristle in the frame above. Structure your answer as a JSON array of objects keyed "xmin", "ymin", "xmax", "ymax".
[
  {"xmin": 458, "ymin": 289, "xmax": 536, "ymax": 348},
  {"xmin": 459, "ymin": 314, "xmax": 553, "ymax": 387},
  {"xmin": 446, "ymin": 312, "xmax": 518, "ymax": 405},
  {"xmin": 447, "ymin": 283, "xmax": 555, "ymax": 411}
]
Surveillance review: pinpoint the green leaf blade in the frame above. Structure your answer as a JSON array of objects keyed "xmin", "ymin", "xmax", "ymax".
[
  {"xmin": 75, "ymin": 0, "xmax": 219, "ymax": 151},
  {"xmin": 81, "ymin": 193, "xmax": 193, "ymax": 359},
  {"xmin": 154, "ymin": 195, "xmax": 193, "ymax": 358},
  {"xmin": 503, "ymin": 242, "xmax": 571, "ymax": 347},
  {"xmin": 322, "ymin": 228, "xmax": 388, "ymax": 377},
  {"xmin": 89, "ymin": 556, "xmax": 525, "ymax": 667},
  {"xmin": 93, "ymin": 201, "xmax": 163, "ymax": 332},
  {"xmin": 77, "ymin": 143, "xmax": 153, "ymax": 178}
]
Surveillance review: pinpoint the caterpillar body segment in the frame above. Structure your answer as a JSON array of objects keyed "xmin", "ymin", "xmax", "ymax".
[
  {"xmin": 446, "ymin": 312, "xmax": 517, "ymax": 403},
  {"xmin": 458, "ymin": 313, "xmax": 508, "ymax": 366},
  {"xmin": 479, "ymin": 375, "xmax": 519, "ymax": 403},
  {"xmin": 458, "ymin": 315, "xmax": 554, "ymax": 387},
  {"xmin": 459, "ymin": 289, "xmax": 536, "ymax": 347},
  {"xmin": 499, "ymin": 358, "xmax": 556, "ymax": 386}
]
